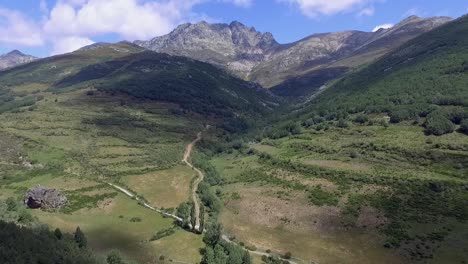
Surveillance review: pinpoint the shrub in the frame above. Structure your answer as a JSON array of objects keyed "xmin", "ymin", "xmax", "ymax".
[
  {"xmin": 308, "ymin": 186, "xmax": 338, "ymax": 206},
  {"xmin": 354, "ymin": 114, "xmax": 369, "ymax": 124},
  {"xmin": 150, "ymin": 226, "xmax": 177, "ymax": 241},
  {"xmin": 460, "ymin": 119, "xmax": 468, "ymax": 135},
  {"xmin": 424, "ymin": 110, "xmax": 455, "ymax": 136},
  {"xmin": 107, "ymin": 250, "xmax": 127, "ymax": 264},
  {"xmin": 129, "ymin": 217, "xmax": 142, "ymax": 222},
  {"xmin": 337, "ymin": 119, "xmax": 349, "ymax": 128}
]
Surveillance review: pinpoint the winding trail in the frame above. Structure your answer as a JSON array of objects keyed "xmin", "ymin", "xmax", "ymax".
[
  {"xmin": 109, "ymin": 130, "xmax": 312, "ymax": 264},
  {"xmin": 182, "ymin": 132, "xmax": 204, "ymax": 232},
  {"xmin": 107, "ymin": 183, "xmax": 183, "ymax": 222}
]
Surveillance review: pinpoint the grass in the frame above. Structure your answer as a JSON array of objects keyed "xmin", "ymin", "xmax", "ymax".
[
  {"xmin": 211, "ymin": 119, "xmax": 468, "ymax": 263},
  {"xmin": 31, "ymin": 192, "xmax": 191, "ymax": 263},
  {"xmin": 220, "ymin": 209, "xmax": 403, "ymax": 264},
  {"xmin": 0, "ymin": 75, "xmax": 206, "ymax": 263},
  {"xmin": 123, "ymin": 165, "xmax": 195, "ymax": 209},
  {"xmin": 149, "ymin": 228, "xmax": 204, "ymax": 263}
]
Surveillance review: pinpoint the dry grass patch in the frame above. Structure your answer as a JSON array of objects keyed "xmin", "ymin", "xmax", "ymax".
[
  {"xmin": 224, "ymin": 185, "xmax": 341, "ymax": 234},
  {"xmin": 123, "ymin": 165, "xmax": 194, "ymax": 208},
  {"xmin": 300, "ymin": 159, "xmax": 373, "ymax": 172}
]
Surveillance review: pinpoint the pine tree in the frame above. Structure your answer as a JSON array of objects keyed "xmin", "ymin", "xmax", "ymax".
[
  {"xmin": 203, "ymin": 222, "xmax": 221, "ymax": 246},
  {"xmin": 54, "ymin": 228, "xmax": 63, "ymax": 240},
  {"xmin": 199, "ymin": 204, "xmax": 205, "ymax": 233},
  {"xmin": 74, "ymin": 226, "xmax": 87, "ymax": 248},
  {"xmin": 190, "ymin": 202, "xmax": 196, "ymax": 232}
]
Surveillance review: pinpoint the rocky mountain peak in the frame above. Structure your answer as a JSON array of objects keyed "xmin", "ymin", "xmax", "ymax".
[
  {"xmin": 134, "ymin": 16, "xmax": 452, "ymax": 89},
  {"xmin": 0, "ymin": 50, "xmax": 37, "ymax": 70},
  {"xmin": 7, "ymin": 50, "xmax": 25, "ymax": 56}
]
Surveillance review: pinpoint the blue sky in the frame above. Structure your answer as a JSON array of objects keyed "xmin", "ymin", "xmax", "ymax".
[{"xmin": 0, "ymin": 0, "xmax": 467, "ymax": 57}]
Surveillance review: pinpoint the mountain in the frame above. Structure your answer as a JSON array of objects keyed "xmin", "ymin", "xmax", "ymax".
[
  {"xmin": 299, "ymin": 14, "xmax": 468, "ymax": 130},
  {"xmin": 135, "ymin": 16, "xmax": 452, "ymax": 96},
  {"xmin": 0, "ymin": 50, "xmax": 37, "ymax": 70},
  {"xmin": 134, "ymin": 21, "xmax": 279, "ymax": 79},
  {"xmin": 0, "ymin": 41, "xmax": 278, "ymax": 129}
]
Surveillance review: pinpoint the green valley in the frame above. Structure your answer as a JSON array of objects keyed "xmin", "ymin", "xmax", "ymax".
[{"xmin": 0, "ymin": 8, "xmax": 467, "ymax": 264}]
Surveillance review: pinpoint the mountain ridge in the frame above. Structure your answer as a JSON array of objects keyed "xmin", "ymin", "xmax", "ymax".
[{"xmin": 135, "ymin": 16, "xmax": 452, "ymax": 95}]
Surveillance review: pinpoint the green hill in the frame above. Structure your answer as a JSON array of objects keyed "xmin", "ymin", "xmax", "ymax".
[{"xmin": 301, "ymin": 15, "xmax": 468, "ymax": 134}]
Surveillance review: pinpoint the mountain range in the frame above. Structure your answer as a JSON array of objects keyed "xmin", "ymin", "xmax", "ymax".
[{"xmin": 135, "ymin": 15, "xmax": 452, "ymax": 96}]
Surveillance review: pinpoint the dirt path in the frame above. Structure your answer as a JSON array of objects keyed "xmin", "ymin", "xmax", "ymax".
[
  {"xmin": 182, "ymin": 132, "xmax": 204, "ymax": 232},
  {"xmin": 110, "ymin": 131, "xmax": 313, "ymax": 264},
  {"xmin": 107, "ymin": 183, "xmax": 183, "ymax": 222}
]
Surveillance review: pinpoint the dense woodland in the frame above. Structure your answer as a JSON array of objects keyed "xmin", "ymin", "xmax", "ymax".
[{"xmin": 0, "ymin": 221, "xmax": 100, "ymax": 264}]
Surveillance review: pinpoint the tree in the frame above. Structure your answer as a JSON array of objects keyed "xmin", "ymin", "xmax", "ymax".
[
  {"xmin": 214, "ymin": 244, "xmax": 228, "ymax": 264},
  {"xmin": 202, "ymin": 246, "xmax": 215, "ymax": 264},
  {"xmin": 199, "ymin": 204, "xmax": 205, "ymax": 233},
  {"xmin": 176, "ymin": 202, "xmax": 191, "ymax": 228},
  {"xmin": 54, "ymin": 228, "xmax": 63, "ymax": 240},
  {"xmin": 203, "ymin": 222, "xmax": 222, "ymax": 246},
  {"xmin": 74, "ymin": 226, "xmax": 87, "ymax": 248},
  {"xmin": 460, "ymin": 119, "xmax": 468, "ymax": 135},
  {"xmin": 107, "ymin": 250, "xmax": 127, "ymax": 264},
  {"xmin": 425, "ymin": 110, "xmax": 455, "ymax": 136},
  {"xmin": 190, "ymin": 202, "xmax": 196, "ymax": 232},
  {"xmin": 242, "ymin": 251, "xmax": 252, "ymax": 264},
  {"xmin": 354, "ymin": 114, "xmax": 369, "ymax": 124},
  {"xmin": 336, "ymin": 119, "xmax": 349, "ymax": 128}
]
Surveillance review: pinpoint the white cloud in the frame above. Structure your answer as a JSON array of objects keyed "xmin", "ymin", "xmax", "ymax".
[
  {"xmin": 0, "ymin": 0, "xmax": 220, "ymax": 55},
  {"xmin": 44, "ymin": 0, "xmax": 200, "ymax": 40},
  {"xmin": 402, "ymin": 7, "xmax": 423, "ymax": 18},
  {"xmin": 0, "ymin": 8, "xmax": 44, "ymax": 47},
  {"xmin": 41, "ymin": 0, "xmax": 207, "ymax": 54},
  {"xmin": 372, "ymin": 23, "xmax": 393, "ymax": 32},
  {"xmin": 279, "ymin": 0, "xmax": 374, "ymax": 17},
  {"xmin": 224, "ymin": 0, "xmax": 253, "ymax": 7},
  {"xmin": 51, "ymin": 36, "xmax": 94, "ymax": 55},
  {"xmin": 40, "ymin": 0, "xmax": 49, "ymax": 13},
  {"xmin": 357, "ymin": 6, "xmax": 374, "ymax": 17}
]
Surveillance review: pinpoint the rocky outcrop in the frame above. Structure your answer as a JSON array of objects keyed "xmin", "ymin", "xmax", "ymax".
[
  {"xmin": 0, "ymin": 50, "xmax": 37, "ymax": 70},
  {"xmin": 24, "ymin": 185, "xmax": 67, "ymax": 210},
  {"xmin": 135, "ymin": 16, "xmax": 452, "ymax": 91},
  {"xmin": 135, "ymin": 21, "xmax": 279, "ymax": 79}
]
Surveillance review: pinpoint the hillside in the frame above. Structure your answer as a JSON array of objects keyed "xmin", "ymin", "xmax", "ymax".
[
  {"xmin": 205, "ymin": 15, "xmax": 468, "ymax": 264},
  {"xmin": 302, "ymin": 14, "xmax": 468, "ymax": 131},
  {"xmin": 0, "ymin": 41, "xmax": 278, "ymax": 263},
  {"xmin": 135, "ymin": 16, "xmax": 451, "ymax": 96},
  {"xmin": 56, "ymin": 50, "xmax": 278, "ymax": 121},
  {"xmin": 0, "ymin": 50, "xmax": 37, "ymax": 70}
]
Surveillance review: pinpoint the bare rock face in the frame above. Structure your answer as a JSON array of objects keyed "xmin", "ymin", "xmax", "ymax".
[
  {"xmin": 24, "ymin": 185, "xmax": 67, "ymax": 210},
  {"xmin": 135, "ymin": 16, "xmax": 452, "ymax": 90},
  {"xmin": 0, "ymin": 50, "xmax": 37, "ymax": 70}
]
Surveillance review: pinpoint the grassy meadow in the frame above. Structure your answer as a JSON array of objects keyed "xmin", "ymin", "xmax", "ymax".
[
  {"xmin": 0, "ymin": 83, "xmax": 205, "ymax": 263},
  {"xmin": 210, "ymin": 120, "xmax": 468, "ymax": 264}
]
